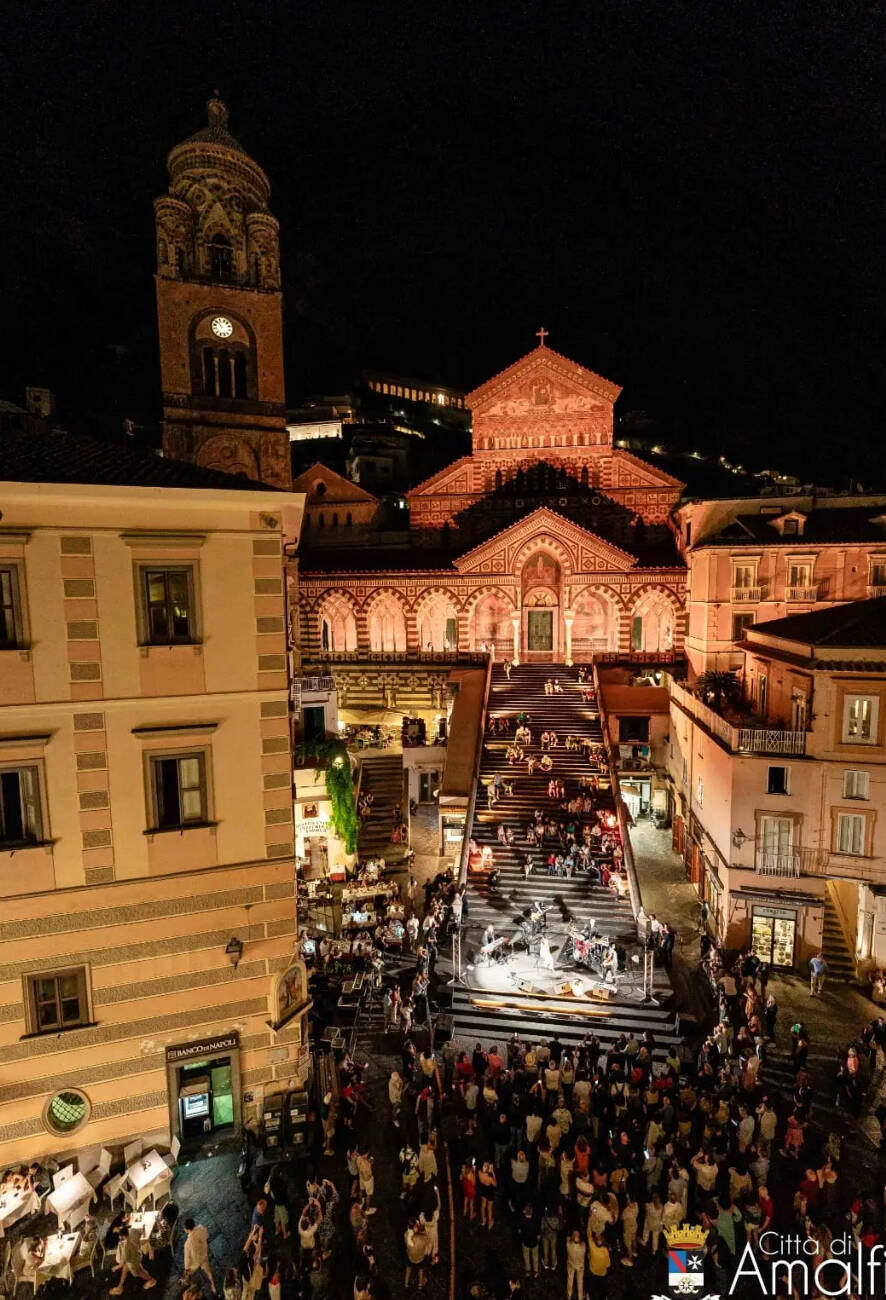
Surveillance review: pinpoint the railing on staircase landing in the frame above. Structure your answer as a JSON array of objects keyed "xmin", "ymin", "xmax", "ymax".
[{"xmin": 592, "ymin": 660, "xmax": 643, "ymax": 922}]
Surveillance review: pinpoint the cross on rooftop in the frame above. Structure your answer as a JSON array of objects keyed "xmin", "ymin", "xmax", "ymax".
[{"xmin": 536, "ymin": 326, "xmax": 548, "ymax": 347}]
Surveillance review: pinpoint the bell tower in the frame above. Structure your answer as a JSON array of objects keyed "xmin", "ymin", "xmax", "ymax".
[{"xmin": 154, "ymin": 96, "xmax": 291, "ymax": 488}]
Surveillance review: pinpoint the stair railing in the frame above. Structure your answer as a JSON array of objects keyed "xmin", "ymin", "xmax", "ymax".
[{"xmin": 592, "ymin": 659, "xmax": 643, "ymax": 923}]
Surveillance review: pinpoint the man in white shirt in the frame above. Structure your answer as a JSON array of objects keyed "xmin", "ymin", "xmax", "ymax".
[{"xmin": 183, "ymin": 1220, "xmax": 216, "ymax": 1295}]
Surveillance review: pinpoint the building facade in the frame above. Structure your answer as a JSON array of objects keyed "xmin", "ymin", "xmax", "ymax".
[
  {"xmin": 678, "ymin": 494, "xmax": 886, "ymax": 678},
  {"xmin": 0, "ymin": 431, "xmax": 307, "ymax": 1165},
  {"xmin": 298, "ymin": 342, "xmax": 689, "ymax": 692},
  {"xmin": 668, "ymin": 599, "xmax": 886, "ymax": 975}
]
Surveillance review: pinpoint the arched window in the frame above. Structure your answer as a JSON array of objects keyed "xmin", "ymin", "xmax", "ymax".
[
  {"xmin": 318, "ymin": 513, "xmax": 325, "ymax": 529},
  {"xmin": 581, "ymin": 466, "xmax": 589, "ymax": 487},
  {"xmin": 332, "ymin": 513, "xmax": 339, "ymax": 527},
  {"xmin": 345, "ymin": 512, "xmax": 353, "ymax": 528},
  {"xmin": 494, "ymin": 469, "xmax": 503, "ymax": 490},
  {"xmin": 209, "ymin": 234, "xmax": 233, "ymax": 281}
]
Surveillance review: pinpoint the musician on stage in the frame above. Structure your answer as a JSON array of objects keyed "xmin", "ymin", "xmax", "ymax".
[
  {"xmin": 602, "ymin": 943, "xmax": 619, "ymax": 982},
  {"xmin": 538, "ymin": 935, "xmax": 555, "ymax": 971}
]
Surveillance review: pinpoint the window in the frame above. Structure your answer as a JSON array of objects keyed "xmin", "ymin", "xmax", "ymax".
[
  {"xmin": 871, "ymin": 562, "xmax": 886, "ymax": 586},
  {"xmin": 758, "ymin": 815, "xmax": 794, "ymax": 870},
  {"xmin": 836, "ymin": 812, "xmax": 866, "ymax": 856},
  {"xmin": 787, "ymin": 560, "xmax": 812, "ymax": 586},
  {"xmin": 791, "ymin": 692, "xmax": 808, "ymax": 733},
  {"xmin": 681, "ymin": 757, "xmax": 688, "ymax": 786},
  {"xmin": 733, "ymin": 564, "xmax": 756, "ymax": 589},
  {"xmin": 685, "ymin": 522, "xmax": 692, "ymax": 547},
  {"xmin": 0, "ymin": 567, "xmax": 24, "ymax": 648},
  {"xmin": 209, "ymin": 234, "xmax": 233, "ymax": 281},
  {"xmin": 758, "ymin": 676, "xmax": 768, "ymax": 718},
  {"xmin": 27, "ymin": 969, "xmax": 89, "ymax": 1033},
  {"xmin": 43, "ymin": 1089, "xmax": 91, "ymax": 1136},
  {"xmin": 767, "ymin": 765, "xmax": 789, "ymax": 795},
  {"xmin": 618, "ymin": 716, "xmax": 649, "ymax": 743},
  {"xmin": 782, "ymin": 518, "xmax": 799, "ymax": 536},
  {"xmin": 732, "ymin": 612, "xmax": 755, "ymax": 640},
  {"xmin": 149, "ymin": 753, "xmax": 207, "ymax": 829},
  {"xmin": 696, "ymin": 776, "xmax": 703, "ymax": 807},
  {"xmin": 843, "ymin": 770, "xmax": 870, "ymax": 800},
  {"xmin": 142, "ymin": 568, "xmax": 195, "ymax": 644},
  {"xmin": 0, "ymin": 765, "xmax": 42, "ymax": 846},
  {"xmin": 202, "ymin": 347, "xmax": 247, "ymax": 399},
  {"xmin": 843, "ymin": 694, "xmax": 879, "ymax": 745}
]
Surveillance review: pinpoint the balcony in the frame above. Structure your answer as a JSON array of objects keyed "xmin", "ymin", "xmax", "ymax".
[
  {"xmin": 291, "ymin": 674, "xmax": 335, "ymax": 706},
  {"xmin": 785, "ymin": 586, "xmax": 818, "ymax": 602},
  {"xmin": 670, "ymin": 681, "xmax": 807, "ymax": 756},
  {"xmin": 736, "ymin": 728, "xmax": 806, "ymax": 756},
  {"xmin": 731, "ymin": 586, "xmax": 762, "ymax": 603},
  {"xmin": 755, "ymin": 846, "xmax": 827, "ymax": 877},
  {"xmin": 868, "ymin": 585, "xmax": 886, "ymax": 599}
]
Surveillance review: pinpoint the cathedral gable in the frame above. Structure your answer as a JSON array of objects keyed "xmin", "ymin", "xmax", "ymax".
[{"xmin": 453, "ymin": 507, "xmax": 637, "ymax": 575}]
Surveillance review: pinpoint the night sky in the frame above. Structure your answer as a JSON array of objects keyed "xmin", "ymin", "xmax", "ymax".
[{"xmin": 2, "ymin": 1, "xmax": 885, "ymax": 484}]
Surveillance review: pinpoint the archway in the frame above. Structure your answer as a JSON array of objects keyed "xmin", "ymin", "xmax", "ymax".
[
  {"xmin": 571, "ymin": 589, "xmax": 619, "ymax": 656},
  {"xmin": 367, "ymin": 592, "xmax": 407, "ymax": 652},
  {"xmin": 520, "ymin": 549, "xmax": 562, "ymax": 660},
  {"xmin": 469, "ymin": 591, "xmax": 514, "ymax": 657},
  {"xmin": 416, "ymin": 592, "xmax": 459, "ymax": 651},
  {"xmin": 317, "ymin": 594, "xmax": 358, "ymax": 652},
  {"xmin": 628, "ymin": 590, "xmax": 676, "ymax": 653}
]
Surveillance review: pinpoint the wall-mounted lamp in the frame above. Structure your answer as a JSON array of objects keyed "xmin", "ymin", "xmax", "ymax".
[
  {"xmin": 732, "ymin": 828, "xmax": 750, "ymax": 849},
  {"xmin": 225, "ymin": 936, "xmax": 244, "ymax": 970}
]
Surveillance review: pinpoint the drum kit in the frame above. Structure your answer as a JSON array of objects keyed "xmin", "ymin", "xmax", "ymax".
[
  {"xmin": 517, "ymin": 899, "xmax": 553, "ymax": 953},
  {"xmin": 562, "ymin": 920, "xmax": 609, "ymax": 972}
]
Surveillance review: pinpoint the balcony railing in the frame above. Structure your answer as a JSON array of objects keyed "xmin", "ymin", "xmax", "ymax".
[
  {"xmin": 785, "ymin": 586, "xmax": 818, "ymax": 602},
  {"xmin": 731, "ymin": 587, "xmax": 761, "ymax": 603},
  {"xmin": 670, "ymin": 681, "xmax": 807, "ymax": 756},
  {"xmin": 868, "ymin": 585, "xmax": 886, "ymax": 599},
  {"xmin": 755, "ymin": 846, "xmax": 826, "ymax": 877},
  {"xmin": 736, "ymin": 728, "xmax": 806, "ymax": 756}
]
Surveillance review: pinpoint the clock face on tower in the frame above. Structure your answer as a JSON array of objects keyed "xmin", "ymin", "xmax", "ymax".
[{"xmin": 210, "ymin": 315, "xmax": 234, "ymax": 339}]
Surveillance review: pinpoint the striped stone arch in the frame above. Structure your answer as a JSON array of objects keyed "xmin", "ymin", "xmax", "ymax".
[
  {"xmin": 570, "ymin": 583, "xmax": 623, "ymax": 655},
  {"xmin": 465, "ymin": 585, "xmax": 517, "ymax": 653},
  {"xmin": 622, "ymin": 583, "xmax": 685, "ymax": 654},
  {"xmin": 315, "ymin": 589, "xmax": 360, "ymax": 653},
  {"xmin": 364, "ymin": 587, "xmax": 410, "ymax": 652},
  {"xmin": 413, "ymin": 586, "xmax": 463, "ymax": 652},
  {"xmin": 511, "ymin": 532, "xmax": 575, "ymax": 583}
]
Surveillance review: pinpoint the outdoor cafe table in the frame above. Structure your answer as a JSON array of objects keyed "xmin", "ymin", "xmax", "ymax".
[
  {"xmin": 46, "ymin": 1172, "xmax": 94, "ymax": 1224},
  {"xmin": 129, "ymin": 1210, "xmax": 159, "ymax": 1251},
  {"xmin": 36, "ymin": 1231, "xmax": 81, "ymax": 1287},
  {"xmin": 0, "ymin": 1185, "xmax": 38, "ymax": 1238},
  {"xmin": 126, "ymin": 1150, "xmax": 167, "ymax": 1209}
]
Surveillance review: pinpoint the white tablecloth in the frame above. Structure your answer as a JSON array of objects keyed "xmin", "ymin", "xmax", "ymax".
[
  {"xmin": 36, "ymin": 1232, "xmax": 81, "ymax": 1286},
  {"xmin": 0, "ymin": 1186, "xmax": 38, "ymax": 1238},
  {"xmin": 127, "ymin": 1150, "xmax": 167, "ymax": 1193},
  {"xmin": 46, "ymin": 1172, "xmax": 94, "ymax": 1221},
  {"xmin": 129, "ymin": 1211, "xmax": 159, "ymax": 1248}
]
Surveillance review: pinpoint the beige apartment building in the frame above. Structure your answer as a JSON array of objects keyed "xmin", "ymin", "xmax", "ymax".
[
  {"xmin": 676, "ymin": 493, "xmax": 886, "ymax": 678},
  {"xmin": 668, "ymin": 597, "xmax": 886, "ymax": 977},
  {"xmin": 0, "ymin": 427, "xmax": 308, "ymax": 1166}
]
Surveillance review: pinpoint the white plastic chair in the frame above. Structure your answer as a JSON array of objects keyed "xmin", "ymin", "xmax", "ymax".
[
  {"xmin": 77, "ymin": 1147, "xmax": 100, "ymax": 1177},
  {"xmin": 103, "ymin": 1173, "xmax": 126, "ymax": 1210},
  {"xmin": 51, "ymin": 1165, "xmax": 74, "ymax": 1191},
  {"xmin": 148, "ymin": 1170, "xmax": 173, "ymax": 1208},
  {"xmin": 71, "ymin": 1235, "xmax": 100, "ymax": 1279},
  {"xmin": 122, "ymin": 1140, "xmax": 142, "ymax": 1167},
  {"xmin": 64, "ymin": 1197, "xmax": 91, "ymax": 1231},
  {"xmin": 85, "ymin": 1148, "xmax": 112, "ymax": 1191},
  {"xmin": 162, "ymin": 1136, "xmax": 180, "ymax": 1170},
  {"xmin": 8, "ymin": 1242, "xmax": 36, "ymax": 1297}
]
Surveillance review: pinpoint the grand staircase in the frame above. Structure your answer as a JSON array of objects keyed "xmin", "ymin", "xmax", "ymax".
[
  {"xmin": 452, "ymin": 663, "xmax": 681, "ymax": 1056},
  {"xmin": 357, "ymin": 754, "xmax": 407, "ymax": 871}
]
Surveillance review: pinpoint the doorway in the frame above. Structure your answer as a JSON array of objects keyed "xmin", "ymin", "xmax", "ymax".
[
  {"xmin": 527, "ymin": 609, "xmax": 553, "ymax": 652},
  {"xmin": 304, "ymin": 705, "xmax": 326, "ymax": 741},
  {"xmin": 750, "ymin": 908, "xmax": 797, "ymax": 967}
]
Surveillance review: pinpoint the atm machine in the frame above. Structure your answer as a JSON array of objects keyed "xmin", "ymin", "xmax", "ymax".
[
  {"xmin": 178, "ymin": 1075, "xmax": 212, "ymax": 1140},
  {"xmin": 262, "ymin": 1094, "xmax": 284, "ymax": 1154},
  {"xmin": 285, "ymin": 1090, "xmax": 310, "ymax": 1154}
]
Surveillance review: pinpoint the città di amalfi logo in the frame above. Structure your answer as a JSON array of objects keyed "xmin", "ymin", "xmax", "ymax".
[{"xmin": 652, "ymin": 1224, "xmax": 885, "ymax": 1300}]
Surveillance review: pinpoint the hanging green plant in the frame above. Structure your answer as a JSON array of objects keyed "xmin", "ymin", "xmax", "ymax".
[{"xmin": 295, "ymin": 737, "xmax": 359, "ymax": 854}]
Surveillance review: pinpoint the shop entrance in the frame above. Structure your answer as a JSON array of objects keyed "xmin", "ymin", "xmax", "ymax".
[{"xmin": 751, "ymin": 907, "xmax": 797, "ymax": 967}]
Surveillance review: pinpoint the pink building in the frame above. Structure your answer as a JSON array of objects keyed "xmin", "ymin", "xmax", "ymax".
[
  {"xmin": 668, "ymin": 597, "xmax": 886, "ymax": 978},
  {"xmin": 677, "ymin": 494, "xmax": 886, "ymax": 679}
]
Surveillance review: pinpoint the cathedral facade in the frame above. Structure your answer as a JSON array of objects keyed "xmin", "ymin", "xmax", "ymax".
[{"xmin": 297, "ymin": 342, "xmax": 687, "ymax": 669}]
